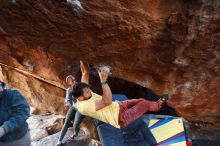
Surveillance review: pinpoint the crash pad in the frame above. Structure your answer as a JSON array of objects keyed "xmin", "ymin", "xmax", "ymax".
[{"xmin": 148, "ymin": 118, "xmax": 187, "ymax": 146}]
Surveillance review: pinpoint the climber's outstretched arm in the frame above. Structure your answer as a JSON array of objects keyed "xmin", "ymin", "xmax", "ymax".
[{"xmin": 80, "ymin": 60, "xmax": 90, "ymax": 84}]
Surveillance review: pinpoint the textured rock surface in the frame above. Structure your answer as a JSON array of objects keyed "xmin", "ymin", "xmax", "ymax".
[
  {"xmin": 0, "ymin": 0, "xmax": 220, "ymax": 128},
  {"xmin": 27, "ymin": 114, "xmax": 65, "ymax": 141},
  {"xmin": 31, "ymin": 128, "xmax": 98, "ymax": 146},
  {"xmin": 28, "ymin": 114, "xmax": 100, "ymax": 146}
]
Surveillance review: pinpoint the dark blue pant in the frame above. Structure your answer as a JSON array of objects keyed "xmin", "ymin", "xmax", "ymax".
[{"xmin": 58, "ymin": 106, "xmax": 85, "ymax": 141}]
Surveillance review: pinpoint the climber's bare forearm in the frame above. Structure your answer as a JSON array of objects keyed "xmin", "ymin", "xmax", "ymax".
[{"xmin": 80, "ymin": 61, "xmax": 89, "ymax": 84}]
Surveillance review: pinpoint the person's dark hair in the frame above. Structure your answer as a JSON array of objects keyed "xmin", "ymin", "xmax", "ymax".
[{"xmin": 72, "ymin": 82, "xmax": 89, "ymax": 98}]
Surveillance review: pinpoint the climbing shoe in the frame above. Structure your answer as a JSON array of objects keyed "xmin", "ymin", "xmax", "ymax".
[{"xmin": 158, "ymin": 94, "xmax": 169, "ymax": 104}]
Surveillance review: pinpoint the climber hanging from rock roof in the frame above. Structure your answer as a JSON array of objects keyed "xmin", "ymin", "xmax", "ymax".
[{"xmin": 71, "ymin": 60, "xmax": 169, "ymax": 145}]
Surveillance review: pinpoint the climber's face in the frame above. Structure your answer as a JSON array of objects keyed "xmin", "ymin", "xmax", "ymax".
[
  {"xmin": 68, "ymin": 78, "xmax": 75, "ymax": 86},
  {"xmin": 82, "ymin": 87, "xmax": 92, "ymax": 100}
]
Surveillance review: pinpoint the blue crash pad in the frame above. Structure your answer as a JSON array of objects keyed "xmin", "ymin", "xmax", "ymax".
[{"xmin": 112, "ymin": 94, "xmax": 128, "ymax": 101}]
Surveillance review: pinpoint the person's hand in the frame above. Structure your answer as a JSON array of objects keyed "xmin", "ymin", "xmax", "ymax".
[
  {"xmin": 0, "ymin": 127, "xmax": 5, "ymax": 138},
  {"xmin": 64, "ymin": 103, "xmax": 71, "ymax": 109},
  {"xmin": 98, "ymin": 67, "xmax": 110, "ymax": 82}
]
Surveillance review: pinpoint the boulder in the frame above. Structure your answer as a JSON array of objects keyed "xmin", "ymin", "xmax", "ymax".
[{"xmin": 0, "ymin": 0, "xmax": 219, "ymax": 127}]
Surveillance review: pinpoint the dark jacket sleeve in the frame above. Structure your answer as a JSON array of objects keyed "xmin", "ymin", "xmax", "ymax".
[
  {"xmin": 1, "ymin": 90, "xmax": 30, "ymax": 134},
  {"xmin": 64, "ymin": 87, "xmax": 72, "ymax": 105}
]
